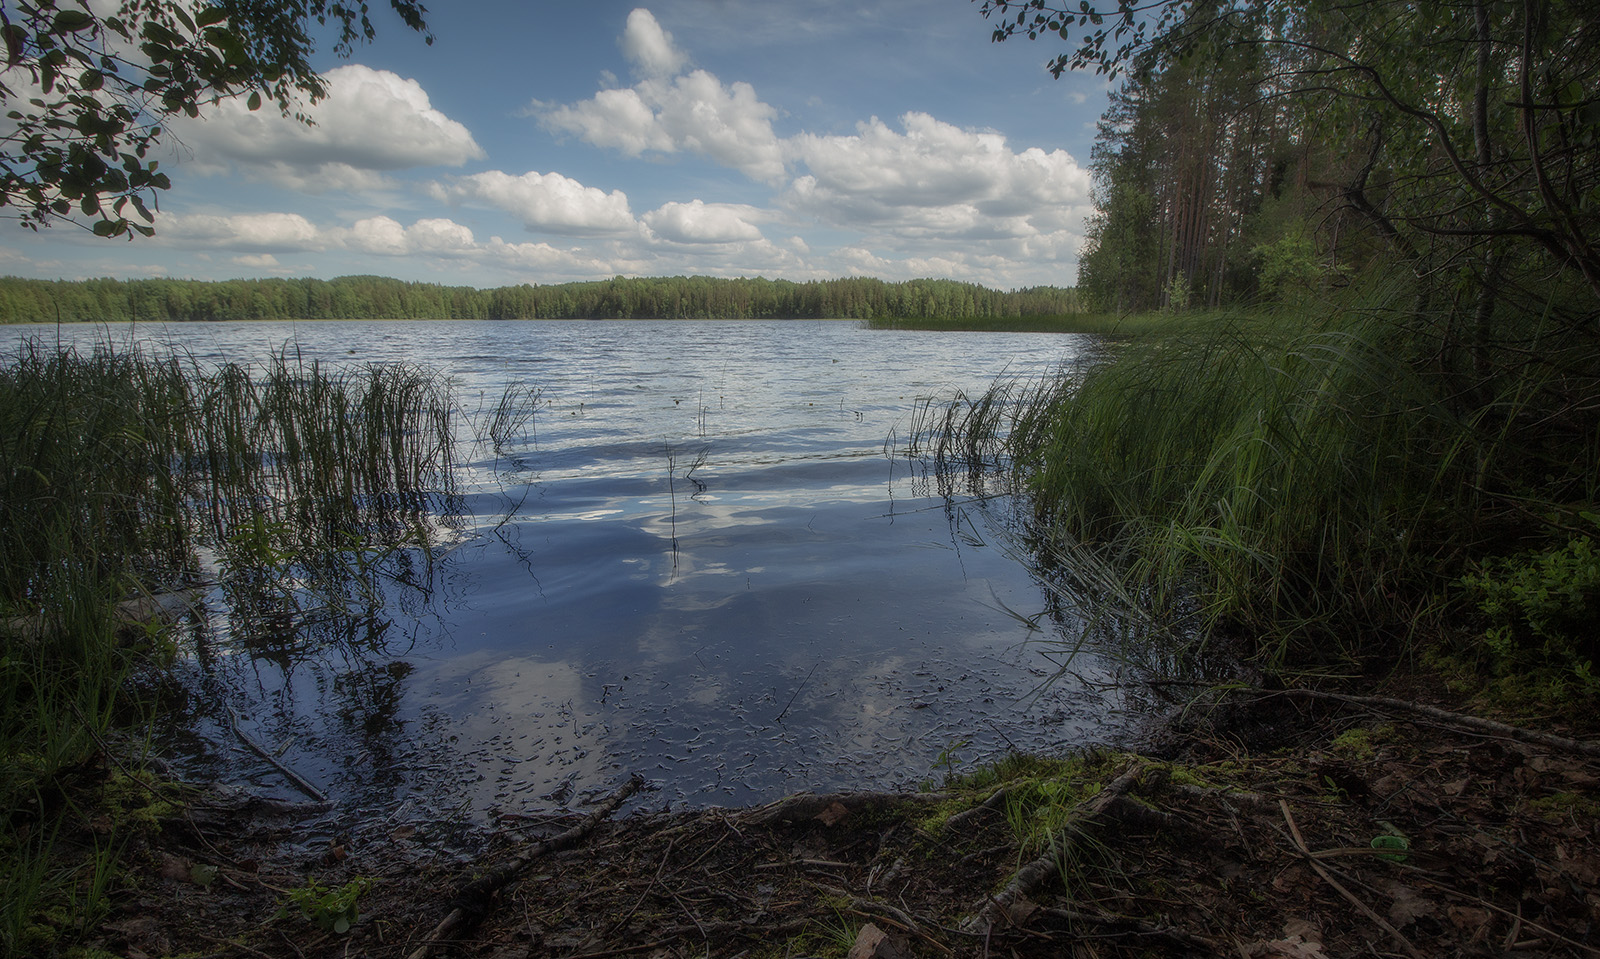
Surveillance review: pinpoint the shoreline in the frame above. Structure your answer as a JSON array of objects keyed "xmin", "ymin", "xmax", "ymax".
[{"xmin": 58, "ymin": 675, "xmax": 1600, "ymax": 959}]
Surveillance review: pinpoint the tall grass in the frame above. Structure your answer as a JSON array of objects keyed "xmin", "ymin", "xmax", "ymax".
[
  {"xmin": 0, "ymin": 339, "xmax": 464, "ymax": 957},
  {"xmin": 929, "ymin": 275, "xmax": 1600, "ymax": 669}
]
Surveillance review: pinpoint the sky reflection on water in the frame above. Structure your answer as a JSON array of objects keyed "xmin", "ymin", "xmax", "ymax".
[{"xmin": 6, "ymin": 319, "xmax": 1134, "ymax": 822}]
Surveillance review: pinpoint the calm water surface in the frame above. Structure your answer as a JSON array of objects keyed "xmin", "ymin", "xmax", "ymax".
[{"xmin": 8, "ymin": 319, "xmax": 1134, "ymax": 824}]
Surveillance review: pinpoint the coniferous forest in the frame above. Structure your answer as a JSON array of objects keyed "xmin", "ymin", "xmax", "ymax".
[{"xmin": 0, "ymin": 274, "xmax": 1078, "ymax": 324}]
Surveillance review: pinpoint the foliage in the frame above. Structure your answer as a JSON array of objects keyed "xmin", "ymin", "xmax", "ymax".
[
  {"xmin": 0, "ymin": 340, "xmax": 461, "ymax": 956},
  {"xmin": 1458, "ymin": 524, "xmax": 1600, "ymax": 690},
  {"xmin": 278, "ymin": 877, "xmax": 374, "ymax": 934},
  {"xmin": 925, "ymin": 273, "xmax": 1600, "ymax": 665},
  {"xmin": 984, "ymin": 0, "xmax": 1600, "ymax": 333},
  {"xmin": 0, "ymin": 273, "xmax": 1081, "ymax": 322},
  {"xmin": 0, "ymin": 0, "xmax": 430, "ymax": 237}
]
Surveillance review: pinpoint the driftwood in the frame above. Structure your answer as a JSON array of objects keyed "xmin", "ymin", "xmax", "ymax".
[
  {"xmin": 407, "ymin": 774, "xmax": 645, "ymax": 959},
  {"xmin": 226, "ymin": 707, "xmax": 326, "ymax": 803},
  {"xmin": 1269, "ymin": 688, "xmax": 1600, "ymax": 760},
  {"xmin": 962, "ymin": 761, "xmax": 1147, "ymax": 935},
  {"xmin": 740, "ymin": 789, "xmax": 950, "ymax": 826}
]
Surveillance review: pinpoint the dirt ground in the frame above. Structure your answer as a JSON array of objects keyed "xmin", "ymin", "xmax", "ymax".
[{"xmin": 88, "ymin": 684, "xmax": 1600, "ymax": 959}]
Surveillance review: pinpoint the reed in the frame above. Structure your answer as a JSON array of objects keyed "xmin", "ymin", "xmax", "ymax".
[
  {"xmin": 929, "ymin": 273, "xmax": 1600, "ymax": 669},
  {"xmin": 0, "ymin": 339, "xmax": 466, "ymax": 956}
]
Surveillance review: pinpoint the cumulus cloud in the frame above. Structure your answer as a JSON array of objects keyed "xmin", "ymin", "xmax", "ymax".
[
  {"xmin": 183, "ymin": 65, "xmax": 484, "ymax": 190},
  {"xmin": 342, "ymin": 216, "xmax": 478, "ymax": 256},
  {"xmin": 158, "ymin": 212, "xmax": 325, "ymax": 252},
  {"xmin": 782, "ymin": 112, "xmax": 1091, "ymax": 239},
  {"xmin": 538, "ymin": 10, "xmax": 784, "ymax": 183},
  {"xmin": 433, "ymin": 170, "xmax": 637, "ymax": 236},
  {"xmin": 620, "ymin": 8, "xmax": 687, "ymax": 78},
  {"xmin": 642, "ymin": 200, "xmax": 763, "ymax": 244}
]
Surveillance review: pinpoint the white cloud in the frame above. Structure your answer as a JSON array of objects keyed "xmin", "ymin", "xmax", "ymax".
[
  {"xmin": 620, "ymin": 8, "xmax": 687, "ymax": 78},
  {"xmin": 783, "ymin": 112, "xmax": 1091, "ymax": 239},
  {"xmin": 642, "ymin": 200, "xmax": 763, "ymax": 244},
  {"xmin": 183, "ymin": 65, "xmax": 484, "ymax": 190},
  {"xmin": 433, "ymin": 171, "xmax": 637, "ymax": 236},
  {"xmin": 342, "ymin": 216, "xmax": 477, "ymax": 256},
  {"xmin": 158, "ymin": 212, "xmax": 325, "ymax": 252},
  {"xmin": 231, "ymin": 253, "xmax": 282, "ymax": 270},
  {"xmin": 539, "ymin": 21, "xmax": 784, "ymax": 184}
]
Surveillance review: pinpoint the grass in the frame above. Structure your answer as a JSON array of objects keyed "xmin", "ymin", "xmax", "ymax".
[
  {"xmin": 0, "ymin": 338, "xmax": 468, "ymax": 958},
  {"xmin": 923, "ymin": 272, "xmax": 1600, "ymax": 675}
]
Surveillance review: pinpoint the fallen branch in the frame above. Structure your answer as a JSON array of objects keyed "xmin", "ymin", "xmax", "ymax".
[
  {"xmin": 1269, "ymin": 688, "xmax": 1600, "ymax": 760},
  {"xmin": 961, "ymin": 761, "xmax": 1146, "ymax": 935},
  {"xmin": 1279, "ymin": 800, "xmax": 1423, "ymax": 959},
  {"xmin": 814, "ymin": 881, "xmax": 954, "ymax": 956},
  {"xmin": 407, "ymin": 774, "xmax": 644, "ymax": 959},
  {"xmin": 227, "ymin": 707, "xmax": 326, "ymax": 803}
]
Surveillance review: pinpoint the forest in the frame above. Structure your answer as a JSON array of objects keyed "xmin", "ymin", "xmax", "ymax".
[
  {"xmin": 1064, "ymin": 0, "xmax": 1599, "ymax": 326},
  {"xmin": 0, "ymin": 274, "xmax": 1079, "ymax": 324}
]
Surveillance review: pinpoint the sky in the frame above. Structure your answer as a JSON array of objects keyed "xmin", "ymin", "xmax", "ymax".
[{"xmin": 2, "ymin": 1, "xmax": 1113, "ymax": 290}]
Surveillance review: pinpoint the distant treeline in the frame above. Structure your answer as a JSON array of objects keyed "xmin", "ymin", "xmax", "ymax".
[{"xmin": 0, "ymin": 274, "xmax": 1080, "ymax": 324}]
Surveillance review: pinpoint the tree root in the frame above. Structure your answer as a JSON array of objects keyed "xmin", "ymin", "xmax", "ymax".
[{"xmin": 1268, "ymin": 688, "xmax": 1600, "ymax": 760}]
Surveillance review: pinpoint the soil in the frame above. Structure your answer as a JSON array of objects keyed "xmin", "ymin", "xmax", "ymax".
[{"xmin": 79, "ymin": 682, "xmax": 1600, "ymax": 958}]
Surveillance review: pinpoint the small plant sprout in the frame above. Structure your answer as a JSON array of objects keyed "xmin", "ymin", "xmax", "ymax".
[{"xmin": 278, "ymin": 877, "xmax": 375, "ymax": 934}]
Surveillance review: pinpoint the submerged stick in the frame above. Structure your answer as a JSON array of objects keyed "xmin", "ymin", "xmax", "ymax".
[
  {"xmin": 226, "ymin": 707, "xmax": 326, "ymax": 803},
  {"xmin": 408, "ymin": 773, "xmax": 645, "ymax": 959},
  {"xmin": 774, "ymin": 663, "xmax": 818, "ymax": 723}
]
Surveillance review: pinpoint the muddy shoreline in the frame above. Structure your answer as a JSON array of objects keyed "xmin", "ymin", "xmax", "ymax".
[{"xmin": 76, "ymin": 680, "xmax": 1600, "ymax": 959}]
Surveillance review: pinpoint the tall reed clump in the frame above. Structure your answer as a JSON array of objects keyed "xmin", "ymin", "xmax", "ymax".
[
  {"xmin": 0, "ymin": 339, "xmax": 462, "ymax": 956},
  {"xmin": 935, "ymin": 274, "xmax": 1600, "ymax": 671}
]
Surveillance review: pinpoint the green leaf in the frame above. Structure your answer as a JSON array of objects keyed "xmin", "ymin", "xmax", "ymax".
[
  {"xmin": 78, "ymin": 68, "xmax": 103, "ymax": 91},
  {"xmin": 247, "ymin": 90, "xmax": 262, "ymax": 111},
  {"xmin": 51, "ymin": 10, "xmax": 96, "ymax": 34},
  {"xmin": 91, "ymin": 218, "xmax": 120, "ymax": 236}
]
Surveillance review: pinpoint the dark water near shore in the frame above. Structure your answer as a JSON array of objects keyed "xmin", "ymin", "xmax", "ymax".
[{"xmin": 7, "ymin": 319, "xmax": 1134, "ymax": 823}]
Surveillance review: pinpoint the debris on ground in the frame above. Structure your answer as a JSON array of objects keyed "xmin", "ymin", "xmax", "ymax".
[{"xmin": 76, "ymin": 686, "xmax": 1600, "ymax": 957}]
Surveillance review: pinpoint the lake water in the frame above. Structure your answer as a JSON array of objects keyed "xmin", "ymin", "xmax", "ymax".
[{"xmin": 6, "ymin": 319, "xmax": 1134, "ymax": 824}]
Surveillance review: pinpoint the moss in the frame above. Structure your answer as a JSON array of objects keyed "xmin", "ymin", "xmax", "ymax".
[
  {"xmin": 1328, "ymin": 725, "xmax": 1397, "ymax": 764},
  {"xmin": 1522, "ymin": 791, "xmax": 1600, "ymax": 825}
]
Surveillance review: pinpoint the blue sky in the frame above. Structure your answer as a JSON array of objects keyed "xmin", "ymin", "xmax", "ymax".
[{"xmin": 2, "ymin": 1, "xmax": 1111, "ymax": 289}]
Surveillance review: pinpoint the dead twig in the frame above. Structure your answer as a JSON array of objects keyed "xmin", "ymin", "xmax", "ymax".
[
  {"xmin": 1037, "ymin": 906, "xmax": 1224, "ymax": 954},
  {"xmin": 407, "ymin": 774, "xmax": 644, "ymax": 959},
  {"xmin": 1279, "ymin": 800, "xmax": 1424, "ymax": 959},
  {"xmin": 740, "ymin": 790, "xmax": 950, "ymax": 826}
]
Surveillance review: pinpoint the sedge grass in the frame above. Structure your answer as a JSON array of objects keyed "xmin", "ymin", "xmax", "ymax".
[
  {"xmin": 928, "ymin": 273, "xmax": 1600, "ymax": 669},
  {"xmin": 0, "ymin": 339, "xmax": 470, "ymax": 957}
]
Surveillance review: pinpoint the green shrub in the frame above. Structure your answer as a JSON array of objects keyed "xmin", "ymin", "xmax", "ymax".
[{"xmin": 1459, "ymin": 523, "xmax": 1600, "ymax": 691}]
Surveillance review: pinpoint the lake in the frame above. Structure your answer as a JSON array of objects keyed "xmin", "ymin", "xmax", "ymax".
[{"xmin": 5, "ymin": 319, "xmax": 1134, "ymax": 825}]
